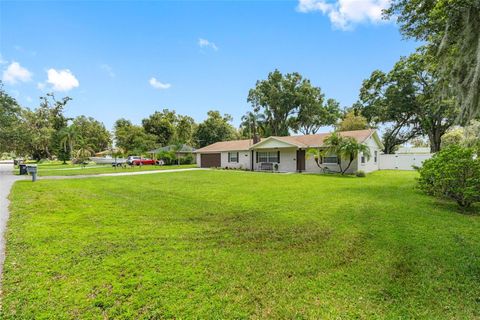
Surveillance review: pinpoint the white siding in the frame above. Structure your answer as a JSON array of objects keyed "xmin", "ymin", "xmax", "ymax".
[
  {"xmin": 357, "ymin": 136, "xmax": 381, "ymax": 173},
  {"xmin": 253, "ymin": 148, "xmax": 297, "ymax": 172},
  {"xmin": 196, "ymin": 153, "xmax": 201, "ymax": 166},
  {"xmin": 379, "ymin": 153, "xmax": 433, "ymax": 170},
  {"xmin": 221, "ymin": 151, "xmax": 251, "ymax": 170},
  {"xmin": 305, "ymin": 154, "xmax": 348, "ymax": 174}
]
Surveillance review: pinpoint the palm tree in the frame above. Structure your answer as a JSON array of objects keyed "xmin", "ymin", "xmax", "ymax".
[
  {"xmin": 75, "ymin": 137, "xmax": 94, "ymax": 167},
  {"xmin": 59, "ymin": 125, "xmax": 78, "ymax": 163},
  {"xmin": 318, "ymin": 132, "xmax": 371, "ymax": 175},
  {"xmin": 338, "ymin": 138, "xmax": 371, "ymax": 174},
  {"xmin": 240, "ymin": 111, "xmax": 268, "ymax": 139}
]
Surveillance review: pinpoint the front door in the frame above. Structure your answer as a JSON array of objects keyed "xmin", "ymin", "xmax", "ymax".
[{"xmin": 296, "ymin": 149, "xmax": 306, "ymax": 172}]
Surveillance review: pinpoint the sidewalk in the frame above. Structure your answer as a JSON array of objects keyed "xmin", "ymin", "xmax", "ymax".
[
  {"xmin": 0, "ymin": 163, "xmax": 27, "ymax": 285},
  {"xmin": 39, "ymin": 167, "xmax": 205, "ymax": 179}
]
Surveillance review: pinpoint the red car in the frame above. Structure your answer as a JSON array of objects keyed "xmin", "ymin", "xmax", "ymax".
[{"xmin": 128, "ymin": 156, "xmax": 158, "ymax": 166}]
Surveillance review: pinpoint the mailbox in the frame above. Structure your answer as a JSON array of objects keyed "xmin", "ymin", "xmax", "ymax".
[
  {"xmin": 26, "ymin": 165, "xmax": 38, "ymax": 182},
  {"xmin": 27, "ymin": 165, "xmax": 37, "ymax": 174}
]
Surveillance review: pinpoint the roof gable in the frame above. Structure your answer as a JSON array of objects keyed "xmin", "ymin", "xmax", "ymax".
[
  {"xmin": 249, "ymin": 136, "xmax": 300, "ymax": 149},
  {"xmin": 195, "ymin": 129, "xmax": 379, "ymax": 153},
  {"xmin": 195, "ymin": 139, "xmax": 255, "ymax": 153}
]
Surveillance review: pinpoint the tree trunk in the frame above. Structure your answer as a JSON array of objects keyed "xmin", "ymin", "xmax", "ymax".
[
  {"xmin": 383, "ymin": 144, "xmax": 396, "ymax": 154},
  {"xmin": 342, "ymin": 156, "xmax": 354, "ymax": 175},
  {"xmin": 428, "ymin": 129, "xmax": 442, "ymax": 153}
]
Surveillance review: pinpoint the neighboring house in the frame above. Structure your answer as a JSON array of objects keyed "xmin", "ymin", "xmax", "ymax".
[
  {"xmin": 148, "ymin": 144, "xmax": 196, "ymax": 163},
  {"xmin": 195, "ymin": 129, "xmax": 383, "ymax": 173},
  {"xmin": 396, "ymin": 147, "xmax": 431, "ymax": 154}
]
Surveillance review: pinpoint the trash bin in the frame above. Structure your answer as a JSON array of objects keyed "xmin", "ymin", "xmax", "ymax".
[{"xmin": 19, "ymin": 164, "xmax": 28, "ymax": 175}]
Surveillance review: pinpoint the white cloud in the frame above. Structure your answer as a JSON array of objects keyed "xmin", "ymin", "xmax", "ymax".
[
  {"xmin": 149, "ymin": 77, "xmax": 171, "ymax": 90},
  {"xmin": 100, "ymin": 64, "xmax": 115, "ymax": 78},
  {"xmin": 46, "ymin": 68, "xmax": 79, "ymax": 91},
  {"xmin": 2, "ymin": 62, "xmax": 32, "ymax": 84},
  {"xmin": 198, "ymin": 38, "xmax": 218, "ymax": 51},
  {"xmin": 297, "ymin": 0, "xmax": 390, "ymax": 30}
]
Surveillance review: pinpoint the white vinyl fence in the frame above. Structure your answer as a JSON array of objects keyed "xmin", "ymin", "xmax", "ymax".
[{"xmin": 378, "ymin": 154, "xmax": 433, "ymax": 171}]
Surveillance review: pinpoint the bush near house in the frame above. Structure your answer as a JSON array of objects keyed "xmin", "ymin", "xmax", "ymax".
[
  {"xmin": 417, "ymin": 146, "xmax": 480, "ymax": 209},
  {"xmin": 355, "ymin": 170, "xmax": 366, "ymax": 177}
]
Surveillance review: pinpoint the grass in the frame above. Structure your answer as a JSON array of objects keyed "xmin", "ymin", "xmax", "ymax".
[
  {"xmin": 16, "ymin": 162, "xmax": 196, "ymax": 176},
  {"xmin": 2, "ymin": 170, "xmax": 479, "ymax": 319}
]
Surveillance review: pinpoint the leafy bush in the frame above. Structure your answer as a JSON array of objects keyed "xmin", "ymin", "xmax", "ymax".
[
  {"xmin": 417, "ymin": 146, "xmax": 480, "ymax": 209},
  {"xmin": 157, "ymin": 150, "xmax": 176, "ymax": 165},
  {"xmin": 179, "ymin": 153, "xmax": 194, "ymax": 165},
  {"xmin": 355, "ymin": 170, "xmax": 366, "ymax": 177}
]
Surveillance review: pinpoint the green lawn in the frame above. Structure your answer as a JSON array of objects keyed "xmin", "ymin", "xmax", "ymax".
[
  {"xmin": 2, "ymin": 171, "xmax": 479, "ymax": 319},
  {"xmin": 19, "ymin": 163, "xmax": 196, "ymax": 176}
]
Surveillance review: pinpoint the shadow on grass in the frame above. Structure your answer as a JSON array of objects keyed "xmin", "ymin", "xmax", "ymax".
[{"xmin": 431, "ymin": 198, "xmax": 480, "ymax": 216}]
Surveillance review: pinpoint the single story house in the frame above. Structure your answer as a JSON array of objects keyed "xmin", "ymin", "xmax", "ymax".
[
  {"xmin": 147, "ymin": 144, "xmax": 196, "ymax": 163},
  {"xmin": 195, "ymin": 129, "xmax": 383, "ymax": 174}
]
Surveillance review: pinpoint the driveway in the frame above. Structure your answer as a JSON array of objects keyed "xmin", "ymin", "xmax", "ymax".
[{"xmin": 0, "ymin": 162, "xmax": 27, "ymax": 286}]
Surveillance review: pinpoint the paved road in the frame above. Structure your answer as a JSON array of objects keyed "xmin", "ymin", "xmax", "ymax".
[{"xmin": 0, "ymin": 162, "xmax": 27, "ymax": 287}]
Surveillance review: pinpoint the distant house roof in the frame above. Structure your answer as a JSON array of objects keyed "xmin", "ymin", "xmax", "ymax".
[
  {"xmin": 396, "ymin": 147, "xmax": 431, "ymax": 154},
  {"xmin": 195, "ymin": 129, "xmax": 380, "ymax": 153},
  {"xmin": 148, "ymin": 144, "xmax": 196, "ymax": 154},
  {"xmin": 95, "ymin": 147, "xmax": 122, "ymax": 156}
]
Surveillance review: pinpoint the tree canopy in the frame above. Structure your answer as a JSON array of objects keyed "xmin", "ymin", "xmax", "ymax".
[
  {"xmin": 114, "ymin": 119, "xmax": 156, "ymax": 155},
  {"xmin": 142, "ymin": 109, "xmax": 196, "ymax": 146},
  {"xmin": 386, "ymin": 0, "xmax": 480, "ymax": 120},
  {"xmin": 336, "ymin": 110, "xmax": 369, "ymax": 132},
  {"xmin": 0, "ymin": 83, "xmax": 26, "ymax": 155},
  {"xmin": 247, "ymin": 70, "xmax": 340, "ymax": 137},
  {"xmin": 359, "ymin": 50, "xmax": 459, "ymax": 153},
  {"xmin": 193, "ymin": 111, "xmax": 237, "ymax": 148}
]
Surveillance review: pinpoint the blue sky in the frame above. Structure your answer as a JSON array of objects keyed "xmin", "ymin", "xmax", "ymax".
[{"xmin": 1, "ymin": 0, "xmax": 417, "ymax": 130}]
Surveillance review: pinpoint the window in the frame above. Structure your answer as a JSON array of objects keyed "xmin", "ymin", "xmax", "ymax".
[
  {"xmin": 374, "ymin": 151, "xmax": 378, "ymax": 163},
  {"xmin": 361, "ymin": 155, "xmax": 366, "ymax": 164},
  {"xmin": 228, "ymin": 152, "xmax": 239, "ymax": 162},
  {"xmin": 256, "ymin": 151, "xmax": 280, "ymax": 163},
  {"xmin": 323, "ymin": 156, "xmax": 338, "ymax": 164}
]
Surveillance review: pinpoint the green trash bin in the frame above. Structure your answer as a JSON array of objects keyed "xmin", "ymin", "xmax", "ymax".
[{"xmin": 19, "ymin": 164, "xmax": 28, "ymax": 175}]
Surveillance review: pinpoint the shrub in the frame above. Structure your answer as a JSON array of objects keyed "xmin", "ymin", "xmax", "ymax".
[
  {"xmin": 179, "ymin": 153, "xmax": 194, "ymax": 165},
  {"xmin": 355, "ymin": 170, "xmax": 366, "ymax": 177},
  {"xmin": 417, "ymin": 146, "xmax": 480, "ymax": 209},
  {"xmin": 157, "ymin": 150, "xmax": 176, "ymax": 165}
]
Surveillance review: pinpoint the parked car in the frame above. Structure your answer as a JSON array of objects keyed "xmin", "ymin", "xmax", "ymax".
[
  {"xmin": 126, "ymin": 156, "xmax": 141, "ymax": 165},
  {"xmin": 111, "ymin": 158, "xmax": 127, "ymax": 167},
  {"xmin": 127, "ymin": 156, "xmax": 158, "ymax": 166}
]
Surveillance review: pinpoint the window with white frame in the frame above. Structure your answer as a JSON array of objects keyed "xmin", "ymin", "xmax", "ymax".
[
  {"xmin": 374, "ymin": 151, "xmax": 378, "ymax": 163},
  {"xmin": 228, "ymin": 152, "xmax": 239, "ymax": 162},
  {"xmin": 323, "ymin": 156, "xmax": 338, "ymax": 164},
  {"xmin": 361, "ymin": 154, "xmax": 366, "ymax": 164},
  {"xmin": 257, "ymin": 151, "xmax": 280, "ymax": 163}
]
